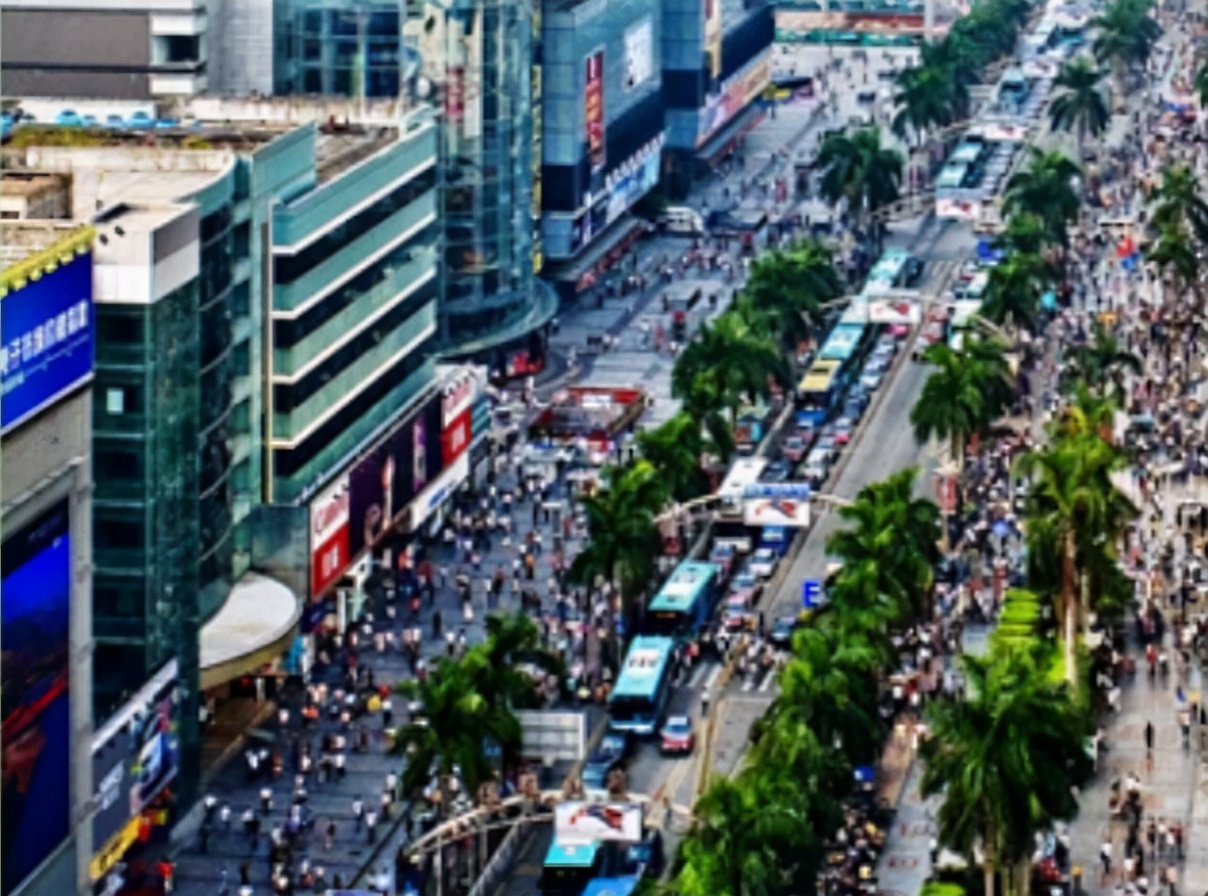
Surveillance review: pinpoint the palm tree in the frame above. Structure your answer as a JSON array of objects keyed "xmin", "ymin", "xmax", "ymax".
[
  {"xmin": 994, "ymin": 211, "xmax": 1058, "ymax": 257},
  {"xmin": 1147, "ymin": 221, "xmax": 1201, "ymax": 319},
  {"xmin": 826, "ymin": 468, "xmax": 941, "ymax": 623},
  {"xmin": 1003, "ymin": 149, "xmax": 1082, "ymax": 246},
  {"xmin": 393, "ymin": 651, "xmax": 523, "ymax": 810},
  {"xmin": 892, "ymin": 63, "xmax": 968, "ymax": 145},
  {"xmin": 672, "ymin": 311, "xmax": 788, "ymax": 426},
  {"xmin": 568, "ymin": 460, "xmax": 666, "ymax": 624},
  {"xmin": 921, "ymin": 649, "xmax": 1092, "ymax": 896},
  {"xmin": 1047, "ymin": 57, "xmax": 1110, "ymax": 157},
  {"xmin": 1092, "ymin": 0, "xmax": 1162, "ymax": 101},
  {"xmin": 1149, "ymin": 164, "xmax": 1208, "ymax": 244},
  {"xmin": 674, "ymin": 774, "xmax": 816, "ymax": 896},
  {"xmin": 1065, "ymin": 318, "xmax": 1142, "ymax": 401},
  {"xmin": 979, "ymin": 250, "xmax": 1052, "ymax": 332},
  {"xmin": 1197, "ymin": 59, "xmax": 1208, "ymax": 108},
  {"xmin": 743, "ymin": 239, "xmax": 843, "ymax": 351},
  {"xmin": 1014, "ymin": 436, "xmax": 1136, "ymax": 689},
  {"xmin": 910, "ymin": 338, "xmax": 1013, "ymax": 470},
  {"xmin": 813, "ymin": 126, "xmax": 904, "ymax": 233},
  {"xmin": 478, "ymin": 611, "xmax": 565, "ymax": 705},
  {"xmin": 636, "ymin": 412, "xmax": 710, "ymax": 502}
]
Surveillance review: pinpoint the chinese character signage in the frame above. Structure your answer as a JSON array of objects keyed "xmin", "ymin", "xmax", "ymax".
[
  {"xmin": 309, "ymin": 475, "xmax": 350, "ymax": 599},
  {"xmin": 584, "ymin": 51, "xmax": 606, "ymax": 173},
  {"xmin": 1, "ymin": 247, "xmax": 94, "ymax": 432}
]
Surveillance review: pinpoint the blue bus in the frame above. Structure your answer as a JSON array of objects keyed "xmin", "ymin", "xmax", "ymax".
[
  {"xmin": 643, "ymin": 561, "xmax": 723, "ymax": 637},
  {"xmin": 795, "ymin": 359, "xmax": 846, "ymax": 425},
  {"xmin": 863, "ymin": 247, "xmax": 915, "ymax": 292},
  {"xmin": 608, "ymin": 636, "xmax": 679, "ymax": 736},
  {"xmin": 540, "ymin": 841, "xmax": 605, "ymax": 896}
]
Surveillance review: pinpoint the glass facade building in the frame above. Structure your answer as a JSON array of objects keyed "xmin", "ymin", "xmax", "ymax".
[
  {"xmin": 540, "ymin": 0, "xmax": 665, "ymax": 261},
  {"xmin": 275, "ymin": 0, "xmax": 409, "ymax": 99}
]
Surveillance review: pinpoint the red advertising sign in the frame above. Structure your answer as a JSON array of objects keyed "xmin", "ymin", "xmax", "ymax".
[
  {"xmin": 310, "ymin": 475, "xmax": 350, "ymax": 598},
  {"xmin": 585, "ymin": 51, "xmax": 605, "ymax": 172},
  {"xmin": 442, "ymin": 409, "xmax": 472, "ymax": 467},
  {"xmin": 442, "ymin": 373, "xmax": 476, "ymax": 429},
  {"xmin": 446, "ymin": 67, "xmax": 465, "ymax": 123}
]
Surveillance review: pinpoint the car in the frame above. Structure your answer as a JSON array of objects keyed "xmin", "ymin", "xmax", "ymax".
[
  {"xmin": 832, "ymin": 417, "xmax": 855, "ymax": 445},
  {"xmin": 814, "ymin": 434, "xmax": 839, "ymax": 462},
  {"xmin": 660, "ymin": 715, "xmax": 697, "ymax": 754},
  {"xmin": 709, "ymin": 541, "xmax": 738, "ymax": 575},
  {"xmin": 748, "ymin": 547, "xmax": 779, "ymax": 578},
  {"xmin": 721, "ymin": 595, "xmax": 758, "ymax": 631},
  {"xmin": 769, "ymin": 615, "xmax": 801, "ymax": 648},
  {"xmin": 887, "ymin": 322, "xmax": 911, "ymax": 339},
  {"xmin": 865, "ymin": 354, "xmax": 892, "ymax": 375},
  {"xmin": 582, "ymin": 732, "xmax": 631, "ymax": 791},
  {"xmin": 844, "ymin": 392, "xmax": 870, "ymax": 418},
  {"xmin": 728, "ymin": 569, "xmax": 763, "ymax": 604},
  {"xmin": 783, "ymin": 434, "xmax": 809, "ymax": 464},
  {"xmin": 860, "ymin": 367, "xmax": 886, "ymax": 391},
  {"xmin": 803, "ymin": 461, "xmax": 829, "ymax": 486},
  {"xmin": 902, "ymin": 256, "xmax": 925, "ymax": 286},
  {"xmin": 875, "ymin": 334, "xmax": 898, "ymax": 355},
  {"xmin": 762, "ymin": 458, "xmax": 792, "ymax": 482},
  {"xmin": 920, "ymin": 319, "xmax": 947, "ymax": 346}
]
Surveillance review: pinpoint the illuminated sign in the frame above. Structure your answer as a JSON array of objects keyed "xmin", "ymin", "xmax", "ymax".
[
  {"xmin": 698, "ymin": 52, "xmax": 772, "ymax": 147},
  {"xmin": 309, "ymin": 475, "xmax": 350, "ymax": 598},
  {"xmin": 585, "ymin": 51, "xmax": 605, "ymax": 173}
]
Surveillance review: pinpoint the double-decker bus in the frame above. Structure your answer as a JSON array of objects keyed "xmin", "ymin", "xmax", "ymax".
[
  {"xmin": 643, "ymin": 561, "xmax": 723, "ymax": 637},
  {"xmin": 607, "ymin": 636, "xmax": 679, "ymax": 736}
]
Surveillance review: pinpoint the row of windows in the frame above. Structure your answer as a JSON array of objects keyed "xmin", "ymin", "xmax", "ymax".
[
  {"xmin": 272, "ymin": 346, "xmax": 430, "ymax": 481},
  {"xmin": 273, "ymin": 167, "xmax": 437, "ymax": 285},
  {"xmin": 272, "ymin": 281, "xmax": 435, "ymax": 413},
  {"xmin": 271, "ymin": 225, "xmax": 437, "ymax": 348}
]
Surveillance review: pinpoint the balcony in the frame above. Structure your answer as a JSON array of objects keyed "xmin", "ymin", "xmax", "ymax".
[
  {"xmin": 272, "ymin": 124, "xmax": 437, "ymax": 248},
  {"xmin": 273, "ymin": 193, "xmax": 437, "ymax": 315},
  {"xmin": 271, "ymin": 304, "xmax": 436, "ymax": 444},
  {"xmin": 272, "ymin": 246, "xmax": 436, "ymax": 377}
]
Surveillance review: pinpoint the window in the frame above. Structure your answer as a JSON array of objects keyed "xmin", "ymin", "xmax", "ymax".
[
  {"xmin": 94, "ymin": 586, "xmax": 136, "ymax": 616},
  {"xmin": 94, "ymin": 515, "xmax": 144, "ymax": 550},
  {"xmin": 106, "ymin": 388, "xmax": 125, "ymax": 415},
  {"xmin": 97, "ymin": 308, "xmax": 144, "ymax": 344},
  {"xmin": 95, "ymin": 448, "xmax": 142, "ymax": 482},
  {"xmin": 102, "ymin": 384, "xmax": 142, "ymax": 415},
  {"xmin": 272, "ymin": 168, "xmax": 437, "ymax": 285}
]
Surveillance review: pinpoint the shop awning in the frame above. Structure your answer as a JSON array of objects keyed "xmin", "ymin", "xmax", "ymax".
[
  {"xmin": 545, "ymin": 214, "xmax": 649, "ymax": 287},
  {"xmin": 694, "ymin": 104, "xmax": 766, "ymax": 165},
  {"xmin": 200, "ymin": 573, "xmax": 303, "ymax": 691}
]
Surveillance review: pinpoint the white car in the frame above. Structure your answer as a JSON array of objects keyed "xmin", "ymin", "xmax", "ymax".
[{"xmin": 748, "ymin": 547, "xmax": 779, "ymax": 578}]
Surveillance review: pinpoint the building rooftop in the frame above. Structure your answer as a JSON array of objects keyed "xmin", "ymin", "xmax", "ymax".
[{"xmin": 0, "ymin": 219, "xmax": 80, "ymax": 267}]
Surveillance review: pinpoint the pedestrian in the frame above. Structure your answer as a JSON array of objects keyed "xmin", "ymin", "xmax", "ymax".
[
  {"xmin": 325, "ymin": 819, "xmax": 336, "ymax": 851},
  {"xmin": 701, "ymin": 689, "xmax": 711, "ymax": 717},
  {"xmin": 366, "ymin": 808, "xmax": 379, "ymax": 845},
  {"xmin": 352, "ymin": 796, "xmax": 365, "ymax": 832},
  {"xmin": 1101, "ymin": 836, "xmax": 1113, "ymax": 886},
  {"xmin": 260, "ymin": 786, "xmax": 273, "ymax": 815}
]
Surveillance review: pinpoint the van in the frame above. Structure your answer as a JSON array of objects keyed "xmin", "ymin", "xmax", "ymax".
[{"xmin": 658, "ymin": 206, "xmax": 705, "ymax": 235}]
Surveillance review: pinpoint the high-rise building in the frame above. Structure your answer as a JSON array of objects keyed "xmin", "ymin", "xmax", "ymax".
[
  {"xmin": 0, "ymin": 227, "xmax": 96, "ymax": 896},
  {"xmin": 537, "ymin": 0, "xmax": 666, "ymax": 301},
  {"xmin": 0, "ymin": 97, "xmax": 446, "ymax": 830},
  {"xmin": 0, "ymin": 0, "xmax": 209, "ymax": 99},
  {"xmin": 661, "ymin": 0, "xmax": 773, "ymax": 194}
]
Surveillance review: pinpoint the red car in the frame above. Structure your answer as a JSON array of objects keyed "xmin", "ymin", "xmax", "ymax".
[{"xmin": 660, "ymin": 716, "xmax": 696, "ymax": 754}]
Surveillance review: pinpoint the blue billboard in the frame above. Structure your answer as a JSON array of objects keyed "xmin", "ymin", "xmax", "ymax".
[
  {"xmin": 1, "ymin": 501, "xmax": 72, "ymax": 895},
  {"xmin": 1, "ymin": 250, "xmax": 93, "ymax": 432}
]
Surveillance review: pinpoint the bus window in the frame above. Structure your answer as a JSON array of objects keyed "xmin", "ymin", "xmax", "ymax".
[
  {"xmin": 644, "ymin": 561, "xmax": 722, "ymax": 637},
  {"xmin": 540, "ymin": 841, "xmax": 604, "ymax": 896},
  {"xmin": 608, "ymin": 637, "xmax": 678, "ymax": 735}
]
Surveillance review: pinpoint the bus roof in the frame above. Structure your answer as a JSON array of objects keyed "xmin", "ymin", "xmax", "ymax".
[
  {"xmin": 650, "ymin": 561, "xmax": 720, "ymax": 611},
  {"xmin": 819, "ymin": 323, "xmax": 865, "ymax": 361},
  {"xmin": 719, "ymin": 457, "xmax": 767, "ymax": 499},
  {"xmin": 798, "ymin": 360, "xmax": 840, "ymax": 392},
  {"xmin": 866, "ymin": 248, "xmax": 911, "ymax": 290},
  {"xmin": 583, "ymin": 877, "xmax": 641, "ymax": 896},
  {"xmin": 839, "ymin": 301, "xmax": 869, "ymax": 325},
  {"xmin": 545, "ymin": 840, "xmax": 601, "ymax": 867},
  {"xmin": 611, "ymin": 636, "xmax": 677, "ymax": 699}
]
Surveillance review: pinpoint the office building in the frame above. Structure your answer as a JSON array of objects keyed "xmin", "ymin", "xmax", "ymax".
[
  {"xmin": 538, "ymin": 0, "xmax": 666, "ymax": 300},
  {"xmin": 662, "ymin": 0, "xmax": 774, "ymax": 193},
  {"xmin": 0, "ymin": 0, "xmax": 209, "ymax": 99},
  {"xmin": 0, "ymin": 96, "xmax": 443, "ymax": 827},
  {"xmin": 0, "ymin": 227, "xmax": 96, "ymax": 896}
]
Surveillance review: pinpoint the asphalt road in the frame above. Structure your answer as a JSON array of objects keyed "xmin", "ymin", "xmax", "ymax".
[{"xmin": 621, "ymin": 215, "xmax": 979, "ymax": 807}]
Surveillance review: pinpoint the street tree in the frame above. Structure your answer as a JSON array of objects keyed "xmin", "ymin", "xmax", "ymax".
[
  {"xmin": 1065, "ymin": 319, "xmax": 1142, "ymax": 402},
  {"xmin": 921, "ymin": 650, "xmax": 1092, "ymax": 896},
  {"xmin": 744, "ymin": 239, "xmax": 843, "ymax": 352},
  {"xmin": 1003, "ymin": 149, "xmax": 1082, "ymax": 246},
  {"xmin": 813, "ymin": 126, "xmax": 904, "ymax": 232},
  {"xmin": 1047, "ymin": 58, "xmax": 1111, "ymax": 157},
  {"xmin": 910, "ymin": 337, "xmax": 1013, "ymax": 470},
  {"xmin": 979, "ymin": 250, "xmax": 1052, "ymax": 332},
  {"xmin": 636, "ymin": 412, "xmax": 711, "ymax": 503},
  {"xmin": 1149, "ymin": 164, "xmax": 1208, "ymax": 244},
  {"xmin": 1092, "ymin": 0, "xmax": 1162, "ymax": 100}
]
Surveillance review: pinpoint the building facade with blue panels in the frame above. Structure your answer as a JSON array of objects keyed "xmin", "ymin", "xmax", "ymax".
[{"xmin": 540, "ymin": 0, "xmax": 665, "ymax": 262}]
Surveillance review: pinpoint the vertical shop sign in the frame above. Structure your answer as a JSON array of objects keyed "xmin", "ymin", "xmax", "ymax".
[{"xmin": 584, "ymin": 51, "xmax": 606, "ymax": 173}]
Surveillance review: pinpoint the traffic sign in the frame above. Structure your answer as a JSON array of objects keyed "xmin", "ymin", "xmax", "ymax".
[{"xmin": 802, "ymin": 579, "xmax": 821, "ymax": 609}]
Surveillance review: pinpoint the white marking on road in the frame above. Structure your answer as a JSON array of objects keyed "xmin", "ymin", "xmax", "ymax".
[
  {"xmin": 758, "ymin": 668, "xmax": 777, "ymax": 692},
  {"xmin": 741, "ymin": 676, "xmax": 755, "ymax": 693},
  {"xmin": 703, "ymin": 665, "xmax": 722, "ymax": 691},
  {"xmin": 687, "ymin": 664, "xmax": 707, "ymax": 689}
]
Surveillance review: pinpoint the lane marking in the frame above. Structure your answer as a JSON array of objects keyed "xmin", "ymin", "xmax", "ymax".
[{"xmin": 703, "ymin": 665, "xmax": 722, "ymax": 691}]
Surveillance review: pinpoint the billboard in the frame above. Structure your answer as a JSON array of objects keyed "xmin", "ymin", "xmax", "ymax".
[
  {"xmin": 442, "ymin": 410, "xmax": 472, "ymax": 467},
  {"xmin": 867, "ymin": 299, "xmax": 922, "ymax": 326},
  {"xmin": 698, "ymin": 52, "xmax": 772, "ymax": 147},
  {"xmin": 309, "ymin": 474, "xmax": 351, "ymax": 599},
  {"xmin": 603, "ymin": 135, "xmax": 665, "ymax": 228},
  {"xmin": 0, "ymin": 244, "xmax": 94, "ymax": 432},
  {"xmin": 743, "ymin": 482, "xmax": 812, "ymax": 528},
  {"xmin": 348, "ymin": 396, "xmax": 443, "ymax": 559},
  {"xmin": 704, "ymin": 0, "xmax": 722, "ymax": 78},
  {"xmin": 1, "ymin": 501, "xmax": 72, "ymax": 895},
  {"xmin": 555, "ymin": 801, "xmax": 644, "ymax": 843},
  {"xmin": 585, "ymin": 51, "xmax": 606, "ymax": 173},
  {"xmin": 623, "ymin": 18, "xmax": 654, "ymax": 91},
  {"xmin": 90, "ymin": 661, "xmax": 182, "ymax": 883}
]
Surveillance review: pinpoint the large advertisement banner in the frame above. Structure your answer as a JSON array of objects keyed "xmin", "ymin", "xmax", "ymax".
[
  {"xmin": 0, "ymin": 247, "xmax": 94, "ymax": 433},
  {"xmin": 585, "ymin": 51, "xmax": 606, "ymax": 173},
  {"xmin": 698, "ymin": 52, "xmax": 772, "ymax": 147},
  {"xmin": 90, "ymin": 660, "xmax": 181, "ymax": 883},
  {"xmin": 555, "ymin": 801, "xmax": 644, "ymax": 843},
  {"xmin": 348, "ymin": 397, "xmax": 443, "ymax": 559},
  {"xmin": 1, "ymin": 501, "xmax": 71, "ymax": 895},
  {"xmin": 309, "ymin": 474, "xmax": 351, "ymax": 599}
]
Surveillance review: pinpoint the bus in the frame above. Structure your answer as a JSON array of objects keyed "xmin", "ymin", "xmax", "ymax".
[
  {"xmin": 795, "ymin": 359, "xmax": 845, "ymax": 425},
  {"xmin": 862, "ymin": 247, "xmax": 915, "ymax": 293},
  {"xmin": 644, "ymin": 561, "xmax": 723, "ymax": 637},
  {"xmin": 608, "ymin": 636, "xmax": 679, "ymax": 735},
  {"xmin": 540, "ymin": 841, "xmax": 606, "ymax": 896}
]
